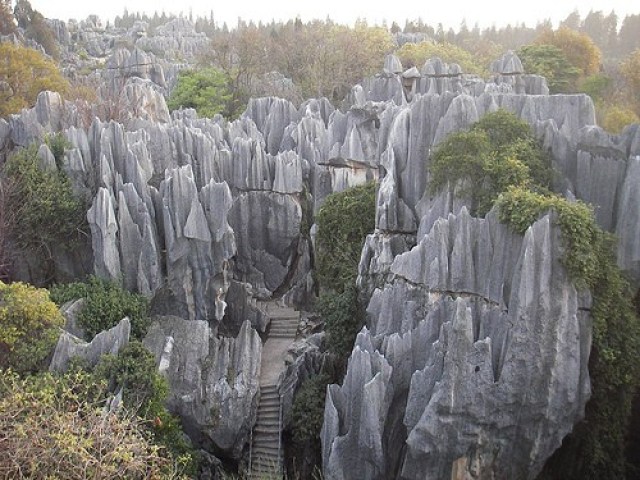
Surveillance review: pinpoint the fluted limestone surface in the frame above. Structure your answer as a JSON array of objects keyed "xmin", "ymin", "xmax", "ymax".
[
  {"xmin": 144, "ymin": 317, "xmax": 261, "ymax": 458},
  {"xmin": 323, "ymin": 208, "xmax": 592, "ymax": 479},
  {"xmin": 50, "ymin": 317, "xmax": 131, "ymax": 373}
]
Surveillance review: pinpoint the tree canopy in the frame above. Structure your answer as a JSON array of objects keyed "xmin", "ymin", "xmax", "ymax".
[
  {"xmin": 0, "ymin": 43, "xmax": 69, "ymax": 117},
  {"xmin": 518, "ymin": 44, "xmax": 581, "ymax": 93},
  {"xmin": 535, "ymin": 26, "xmax": 602, "ymax": 77},
  {"xmin": 167, "ymin": 67, "xmax": 232, "ymax": 118}
]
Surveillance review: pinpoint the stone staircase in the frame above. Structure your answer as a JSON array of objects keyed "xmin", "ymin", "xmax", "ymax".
[
  {"xmin": 248, "ymin": 303, "xmax": 300, "ymax": 479},
  {"xmin": 249, "ymin": 384, "xmax": 283, "ymax": 478},
  {"xmin": 267, "ymin": 306, "xmax": 300, "ymax": 339}
]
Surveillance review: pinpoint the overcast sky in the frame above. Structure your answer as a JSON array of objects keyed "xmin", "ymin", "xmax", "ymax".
[{"xmin": 28, "ymin": 0, "xmax": 637, "ymax": 30}]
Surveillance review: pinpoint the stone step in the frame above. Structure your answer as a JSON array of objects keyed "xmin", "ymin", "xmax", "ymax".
[
  {"xmin": 256, "ymin": 419, "xmax": 279, "ymax": 428},
  {"xmin": 256, "ymin": 415, "xmax": 279, "ymax": 424},
  {"xmin": 254, "ymin": 432, "xmax": 280, "ymax": 442},
  {"xmin": 259, "ymin": 392, "xmax": 280, "ymax": 400},
  {"xmin": 257, "ymin": 405, "xmax": 280, "ymax": 413},
  {"xmin": 251, "ymin": 447, "xmax": 283, "ymax": 459},
  {"xmin": 254, "ymin": 425, "xmax": 280, "ymax": 434},
  {"xmin": 269, "ymin": 318, "xmax": 299, "ymax": 324},
  {"xmin": 258, "ymin": 399, "xmax": 280, "ymax": 408},
  {"xmin": 269, "ymin": 324, "xmax": 298, "ymax": 330},
  {"xmin": 249, "ymin": 465, "xmax": 282, "ymax": 479},
  {"xmin": 270, "ymin": 334, "xmax": 296, "ymax": 339}
]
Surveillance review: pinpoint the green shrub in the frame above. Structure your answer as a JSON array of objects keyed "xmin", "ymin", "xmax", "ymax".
[
  {"xmin": 429, "ymin": 110, "xmax": 552, "ymax": 216},
  {"xmin": 2, "ymin": 145, "xmax": 87, "ymax": 254},
  {"xmin": 496, "ymin": 186, "xmax": 599, "ymax": 286},
  {"xmin": 317, "ymin": 285, "xmax": 363, "ymax": 361},
  {"xmin": 315, "ymin": 182, "xmax": 376, "ymax": 293},
  {"xmin": 0, "ymin": 281, "xmax": 63, "ymax": 375},
  {"xmin": 93, "ymin": 341, "xmax": 197, "ymax": 475},
  {"xmin": 292, "ymin": 373, "xmax": 331, "ymax": 445},
  {"xmin": 50, "ymin": 276, "xmax": 150, "ymax": 340},
  {"xmin": 44, "ymin": 132, "xmax": 70, "ymax": 168}
]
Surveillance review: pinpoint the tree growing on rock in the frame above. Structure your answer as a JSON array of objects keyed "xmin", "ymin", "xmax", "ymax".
[
  {"xmin": 518, "ymin": 44, "xmax": 581, "ymax": 93},
  {"xmin": 167, "ymin": 67, "xmax": 232, "ymax": 118},
  {"xmin": 13, "ymin": 0, "xmax": 59, "ymax": 59}
]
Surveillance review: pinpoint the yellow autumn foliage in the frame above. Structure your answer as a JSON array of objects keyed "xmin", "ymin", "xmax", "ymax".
[
  {"xmin": 0, "ymin": 281, "xmax": 63, "ymax": 374},
  {"xmin": 0, "ymin": 42, "xmax": 69, "ymax": 117}
]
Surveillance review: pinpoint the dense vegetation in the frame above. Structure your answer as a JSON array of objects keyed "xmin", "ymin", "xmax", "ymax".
[
  {"xmin": 50, "ymin": 276, "xmax": 151, "ymax": 340},
  {"xmin": 2, "ymin": 144, "xmax": 87, "ymax": 259},
  {"xmin": 0, "ymin": 281, "xmax": 194, "ymax": 477},
  {"xmin": 430, "ymin": 109, "xmax": 552, "ymax": 216},
  {"xmin": 0, "ymin": 42, "xmax": 69, "ymax": 117},
  {"xmin": 0, "ymin": 281, "xmax": 63, "ymax": 375},
  {"xmin": 430, "ymin": 110, "xmax": 640, "ymax": 479},
  {"xmin": 167, "ymin": 67, "xmax": 234, "ymax": 118},
  {"xmin": 0, "ymin": 369, "xmax": 176, "ymax": 479},
  {"xmin": 315, "ymin": 182, "xmax": 377, "ymax": 292},
  {"xmin": 290, "ymin": 183, "xmax": 376, "ymax": 474}
]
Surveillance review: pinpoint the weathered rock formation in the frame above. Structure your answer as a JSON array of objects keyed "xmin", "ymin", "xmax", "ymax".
[
  {"xmin": 50, "ymin": 317, "xmax": 131, "ymax": 372},
  {"xmin": 143, "ymin": 317, "xmax": 261, "ymax": 458}
]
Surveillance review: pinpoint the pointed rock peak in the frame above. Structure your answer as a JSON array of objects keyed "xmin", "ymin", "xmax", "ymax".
[{"xmin": 384, "ymin": 54, "xmax": 404, "ymax": 75}]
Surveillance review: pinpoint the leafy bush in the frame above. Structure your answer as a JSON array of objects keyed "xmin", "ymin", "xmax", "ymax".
[
  {"xmin": 291, "ymin": 373, "xmax": 331, "ymax": 445},
  {"xmin": 601, "ymin": 105, "xmax": 639, "ymax": 134},
  {"xmin": 0, "ymin": 281, "xmax": 63, "ymax": 375},
  {"xmin": 496, "ymin": 186, "xmax": 599, "ymax": 286},
  {"xmin": 2, "ymin": 145, "xmax": 87, "ymax": 254},
  {"xmin": 0, "ymin": 369, "xmax": 178, "ymax": 479},
  {"xmin": 315, "ymin": 182, "xmax": 376, "ymax": 293},
  {"xmin": 317, "ymin": 285, "xmax": 363, "ymax": 361},
  {"xmin": 44, "ymin": 132, "xmax": 70, "ymax": 168},
  {"xmin": 430, "ymin": 110, "xmax": 552, "ymax": 216},
  {"xmin": 94, "ymin": 341, "xmax": 197, "ymax": 475},
  {"xmin": 167, "ymin": 67, "xmax": 232, "ymax": 118},
  {"xmin": 50, "ymin": 276, "xmax": 150, "ymax": 340}
]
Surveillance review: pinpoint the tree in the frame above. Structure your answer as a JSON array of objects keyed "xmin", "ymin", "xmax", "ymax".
[
  {"xmin": 396, "ymin": 41, "xmax": 486, "ymax": 74},
  {"xmin": 0, "ymin": 0, "xmax": 15, "ymax": 35},
  {"xmin": 0, "ymin": 43, "xmax": 69, "ymax": 117},
  {"xmin": 518, "ymin": 44, "xmax": 581, "ymax": 93},
  {"xmin": 621, "ymin": 49, "xmax": 640, "ymax": 114},
  {"xmin": 601, "ymin": 105, "xmax": 639, "ymax": 134},
  {"xmin": 167, "ymin": 67, "xmax": 233, "ymax": 118},
  {"xmin": 535, "ymin": 26, "xmax": 601, "ymax": 77},
  {"xmin": 429, "ymin": 110, "xmax": 551, "ymax": 215},
  {"xmin": 13, "ymin": 0, "xmax": 59, "ymax": 58}
]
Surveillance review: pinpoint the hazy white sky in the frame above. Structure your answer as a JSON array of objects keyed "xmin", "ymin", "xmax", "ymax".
[{"xmin": 28, "ymin": 0, "xmax": 637, "ymax": 30}]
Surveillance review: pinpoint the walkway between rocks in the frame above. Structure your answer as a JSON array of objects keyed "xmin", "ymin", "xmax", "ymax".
[{"xmin": 249, "ymin": 303, "xmax": 300, "ymax": 479}]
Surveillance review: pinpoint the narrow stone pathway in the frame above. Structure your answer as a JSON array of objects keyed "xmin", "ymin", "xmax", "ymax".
[{"xmin": 249, "ymin": 303, "xmax": 300, "ymax": 479}]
